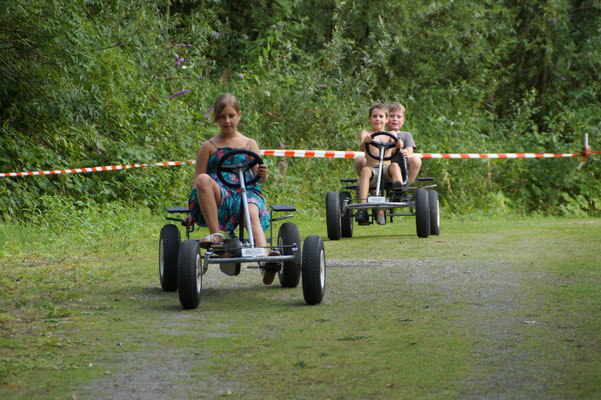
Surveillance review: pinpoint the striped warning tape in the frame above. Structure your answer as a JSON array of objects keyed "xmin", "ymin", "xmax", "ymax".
[
  {"xmin": 419, "ymin": 152, "xmax": 582, "ymax": 159},
  {"xmin": 261, "ymin": 150, "xmax": 587, "ymax": 159},
  {"xmin": 1, "ymin": 149, "xmax": 597, "ymax": 178},
  {"xmin": 0, "ymin": 161, "xmax": 194, "ymax": 178}
]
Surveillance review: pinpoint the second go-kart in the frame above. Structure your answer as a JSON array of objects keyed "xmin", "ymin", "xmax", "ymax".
[
  {"xmin": 326, "ymin": 131, "xmax": 440, "ymax": 240},
  {"xmin": 159, "ymin": 149, "xmax": 326, "ymax": 309}
]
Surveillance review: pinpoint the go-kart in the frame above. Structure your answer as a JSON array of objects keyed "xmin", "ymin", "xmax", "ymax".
[
  {"xmin": 326, "ymin": 131, "xmax": 440, "ymax": 240},
  {"xmin": 159, "ymin": 149, "xmax": 326, "ymax": 309}
]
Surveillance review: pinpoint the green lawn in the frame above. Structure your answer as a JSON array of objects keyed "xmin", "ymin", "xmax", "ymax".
[{"xmin": 1, "ymin": 211, "xmax": 600, "ymax": 399}]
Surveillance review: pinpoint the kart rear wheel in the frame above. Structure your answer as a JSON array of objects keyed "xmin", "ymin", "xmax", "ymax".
[
  {"xmin": 326, "ymin": 191, "xmax": 341, "ymax": 241},
  {"xmin": 339, "ymin": 191, "xmax": 354, "ymax": 238},
  {"xmin": 302, "ymin": 235, "xmax": 326, "ymax": 305},
  {"xmin": 159, "ymin": 224, "xmax": 180, "ymax": 292},
  {"xmin": 177, "ymin": 240, "xmax": 202, "ymax": 309},
  {"xmin": 428, "ymin": 190, "xmax": 440, "ymax": 236},
  {"xmin": 278, "ymin": 222, "xmax": 301, "ymax": 288},
  {"xmin": 415, "ymin": 188, "xmax": 431, "ymax": 238}
]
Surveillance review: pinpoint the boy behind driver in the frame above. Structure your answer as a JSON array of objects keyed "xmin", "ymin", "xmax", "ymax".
[{"xmin": 355, "ymin": 103, "xmax": 403, "ymax": 225}]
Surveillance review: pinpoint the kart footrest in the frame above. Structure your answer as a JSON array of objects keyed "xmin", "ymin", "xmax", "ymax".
[
  {"xmin": 270, "ymin": 204, "xmax": 296, "ymax": 213},
  {"xmin": 165, "ymin": 206, "xmax": 189, "ymax": 213},
  {"xmin": 341, "ymin": 179, "xmax": 358, "ymax": 183},
  {"xmin": 418, "ymin": 177, "xmax": 434, "ymax": 181}
]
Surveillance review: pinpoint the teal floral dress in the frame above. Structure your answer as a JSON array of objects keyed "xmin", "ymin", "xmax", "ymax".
[{"xmin": 188, "ymin": 147, "xmax": 269, "ymax": 232}]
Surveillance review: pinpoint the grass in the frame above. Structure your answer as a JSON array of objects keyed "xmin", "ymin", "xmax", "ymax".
[{"xmin": 1, "ymin": 206, "xmax": 600, "ymax": 399}]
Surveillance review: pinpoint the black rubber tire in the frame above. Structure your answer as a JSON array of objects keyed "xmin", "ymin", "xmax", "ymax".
[
  {"xmin": 177, "ymin": 240, "xmax": 202, "ymax": 309},
  {"xmin": 325, "ymin": 191, "xmax": 341, "ymax": 241},
  {"xmin": 415, "ymin": 188, "xmax": 431, "ymax": 238},
  {"xmin": 428, "ymin": 190, "xmax": 440, "ymax": 236},
  {"xmin": 302, "ymin": 235, "xmax": 326, "ymax": 305},
  {"xmin": 339, "ymin": 191, "xmax": 354, "ymax": 238},
  {"xmin": 159, "ymin": 224, "xmax": 180, "ymax": 292},
  {"xmin": 277, "ymin": 222, "xmax": 301, "ymax": 288}
]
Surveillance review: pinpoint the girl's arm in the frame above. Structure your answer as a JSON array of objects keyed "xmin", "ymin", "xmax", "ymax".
[
  {"xmin": 247, "ymin": 139, "xmax": 268, "ymax": 184},
  {"xmin": 193, "ymin": 141, "xmax": 211, "ymax": 181}
]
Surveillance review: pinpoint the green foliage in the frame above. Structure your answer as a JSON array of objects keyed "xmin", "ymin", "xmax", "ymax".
[{"xmin": 1, "ymin": 0, "xmax": 600, "ymax": 220}]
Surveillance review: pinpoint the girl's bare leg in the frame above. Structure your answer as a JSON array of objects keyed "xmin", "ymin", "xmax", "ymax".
[
  {"xmin": 245, "ymin": 203, "xmax": 267, "ymax": 249},
  {"xmin": 194, "ymin": 174, "xmax": 222, "ymax": 234}
]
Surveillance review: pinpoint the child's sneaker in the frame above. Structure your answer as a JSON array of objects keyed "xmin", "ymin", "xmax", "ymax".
[
  {"xmin": 376, "ymin": 209, "xmax": 386, "ymax": 225},
  {"xmin": 355, "ymin": 209, "xmax": 369, "ymax": 225}
]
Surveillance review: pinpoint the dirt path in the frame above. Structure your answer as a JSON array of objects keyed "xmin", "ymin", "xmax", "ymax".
[
  {"xmin": 77, "ymin": 254, "xmax": 589, "ymax": 399},
  {"xmin": 70, "ymin": 218, "xmax": 601, "ymax": 399}
]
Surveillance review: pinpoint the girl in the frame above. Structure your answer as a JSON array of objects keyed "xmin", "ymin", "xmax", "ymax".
[{"xmin": 188, "ymin": 93, "xmax": 277, "ymax": 284}]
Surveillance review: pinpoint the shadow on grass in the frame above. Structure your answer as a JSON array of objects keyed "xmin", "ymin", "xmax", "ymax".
[
  {"xmin": 325, "ymin": 232, "xmax": 417, "ymax": 241},
  {"xmin": 125, "ymin": 284, "xmax": 308, "ymax": 312}
]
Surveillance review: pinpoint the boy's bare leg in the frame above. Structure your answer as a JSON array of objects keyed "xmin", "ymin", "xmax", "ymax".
[
  {"xmin": 388, "ymin": 163, "xmax": 403, "ymax": 183},
  {"xmin": 354, "ymin": 156, "xmax": 366, "ymax": 176},
  {"xmin": 407, "ymin": 156, "xmax": 422, "ymax": 186},
  {"xmin": 359, "ymin": 167, "xmax": 372, "ymax": 203}
]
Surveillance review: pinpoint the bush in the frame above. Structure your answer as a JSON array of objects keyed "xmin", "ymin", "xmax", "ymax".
[{"xmin": 1, "ymin": 0, "xmax": 600, "ymax": 220}]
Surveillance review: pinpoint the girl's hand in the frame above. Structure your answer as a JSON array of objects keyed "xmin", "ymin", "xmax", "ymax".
[{"xmin": 257, "ymin": 164, "xmax": 268, "ymax": 181}]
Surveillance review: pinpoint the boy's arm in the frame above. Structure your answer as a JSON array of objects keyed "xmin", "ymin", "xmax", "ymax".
[
  {"xmin": 359, "ymin": 129, "xmax": 372, "ymax": 151},
  {"xmin": 398, "ymin": 132, "xmax": 416, "ymax": 157}
]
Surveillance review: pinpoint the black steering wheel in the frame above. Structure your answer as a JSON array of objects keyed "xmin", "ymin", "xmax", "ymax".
[
  {"xmin": 215, "ymin": 149, "xmax": 263, "ymax": 189},
  {"xmin": 365, "ymin": 131, "xmax": 399, "ymax": 161}
]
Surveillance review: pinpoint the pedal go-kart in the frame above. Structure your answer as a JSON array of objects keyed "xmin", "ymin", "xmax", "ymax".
[
  {"xmin": 326, "ymin": 131, "xmax": 440, "ymax": 240},
  {"xmin": 159, "ymin": 149, "xmax": 326, "ymax": 309}
]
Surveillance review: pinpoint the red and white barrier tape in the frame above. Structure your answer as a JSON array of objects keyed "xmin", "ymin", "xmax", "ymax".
[
  {"xmin": 419, "ymin": 152, "xmax": 582, "ymax": 159},
  {"xmin": 262, "ymin": 149, "xmax": 585, "ymax": 159},
  {"xmin": 0, "ymin": 161, "xmax": 194, "ymax": 178},
  {"xmin": 262, "ymin": 149, "xmax": 360, "ymax": 158},
  {"xmin": 1, "ymin": 149, "xmax": 597, "ymax": 178}
]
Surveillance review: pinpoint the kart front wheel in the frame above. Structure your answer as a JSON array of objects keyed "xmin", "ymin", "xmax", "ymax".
[
  {"xmin": 159, "ymin": 224, "xmax": 180, "ymax": 292},
  {"xmin": 325, "ymin": 191, "xmax": 341, "ymax": 241},
  {"xmin": 339, "ymin": 191, "xmax": 354, "ymax": 238},
  {"xmin": 428, "ymin": 190, "xmax": 440, "ymax": 236},
  {"xmin": 278, "ymin": 222, "xmax": 301, "ymax": 288},
  {"xmin": 302, "ymin": 235, "xmax": 326, "ymax": 305},
  {"xmin": 177, "ymin": 240, "xmax": 202, "ymax": 309},
  {"xmin": 415, "ymin": 188, "xmax": 431, "ymax": 238}
]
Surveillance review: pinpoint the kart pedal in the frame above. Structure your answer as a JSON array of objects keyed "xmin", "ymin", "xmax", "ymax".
[
  {"xmin": 165, "ymin": 206, "xmax": 189, "ymax": 213},
  {"xmin": 270, "ymin": 204, "xmax": 296, "ymax": 212}
]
